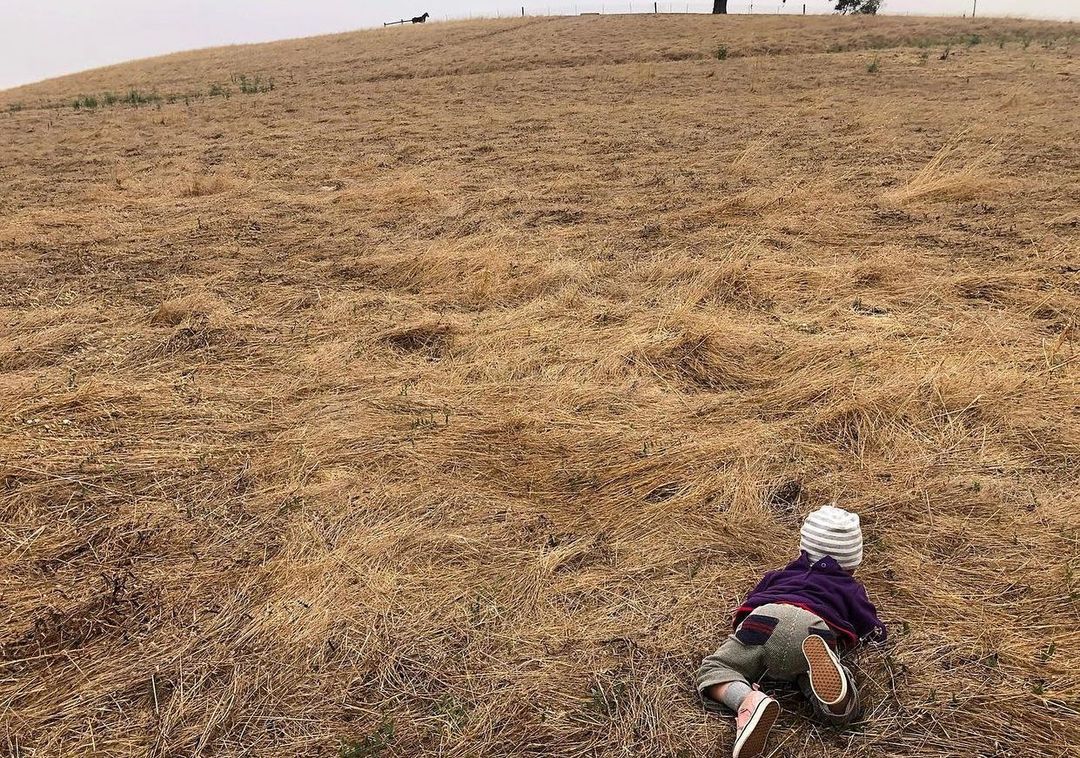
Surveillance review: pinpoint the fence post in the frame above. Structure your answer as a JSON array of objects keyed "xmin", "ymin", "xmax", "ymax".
[
  {"xmin": 521, "ymin": 5, "xmax": 525, "ymax": 15},
  {"xmin": 803, "ymin": 3, "xmax": 806, "ymax": 13}
]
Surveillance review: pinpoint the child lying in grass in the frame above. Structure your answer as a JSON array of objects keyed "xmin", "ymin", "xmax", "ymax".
[{"xmin": 697, "ymin": 504, "xmax": 887, "ymax": 758}]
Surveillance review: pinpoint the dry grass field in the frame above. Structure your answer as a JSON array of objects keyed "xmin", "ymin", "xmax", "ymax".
[{"xmin": 1, "ymin": 12, "xmax": 1078, "ymax": 758}]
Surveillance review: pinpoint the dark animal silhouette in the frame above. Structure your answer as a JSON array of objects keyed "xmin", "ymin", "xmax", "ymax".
[{"xmin": 383, "ymin": 11, "xmax": 429, "ymax": 27}]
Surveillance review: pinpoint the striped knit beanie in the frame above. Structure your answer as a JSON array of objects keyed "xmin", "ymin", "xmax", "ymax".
[{"xmin": 800, "ymin": 504, "xmax": 863, "ymax": 569}]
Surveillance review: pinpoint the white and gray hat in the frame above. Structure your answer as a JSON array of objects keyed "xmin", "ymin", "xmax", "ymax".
[{"xmin": 800, "ymin": 504, "xmax": 863, "ymax": 569}]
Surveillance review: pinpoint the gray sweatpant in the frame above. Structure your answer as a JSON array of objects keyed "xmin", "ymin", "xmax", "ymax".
[{"xmin": 696, "ymin": 602, "xmax": 860, "ymax": 726}]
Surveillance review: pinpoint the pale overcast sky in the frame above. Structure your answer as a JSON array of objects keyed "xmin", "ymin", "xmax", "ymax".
[{"xmin": 1, "ymin": 1, "xmax": 1075, "ymax": 90}]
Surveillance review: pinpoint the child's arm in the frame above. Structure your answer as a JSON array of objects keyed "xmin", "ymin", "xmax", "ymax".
[{"xmin": 851, "ymin": 582, "xmax": 888, "ymax": 643}]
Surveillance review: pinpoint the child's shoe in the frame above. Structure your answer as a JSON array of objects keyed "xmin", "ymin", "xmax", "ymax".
[
  {"xmin": 732, "ymin": 688, "xmax": 779, "ymax": 758},
  {"xmin": 801, "ymin": 634, "xmax": 848, "ymax": 713}
]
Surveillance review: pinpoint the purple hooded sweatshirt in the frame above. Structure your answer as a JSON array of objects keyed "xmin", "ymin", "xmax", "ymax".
[{"xmin": 733, "ymin": 552, "xmax": 887, "ymax": 649}]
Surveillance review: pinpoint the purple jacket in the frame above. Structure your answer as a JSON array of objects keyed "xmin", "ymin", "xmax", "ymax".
[{"xmin": 734, "ymin": 552, "xmax": 887, "ymax": 648}]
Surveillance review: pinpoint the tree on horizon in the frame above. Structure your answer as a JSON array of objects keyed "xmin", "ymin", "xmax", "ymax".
[{"xmin": 835, "ymin": 0, "xmax": 882, "ymax": 13}]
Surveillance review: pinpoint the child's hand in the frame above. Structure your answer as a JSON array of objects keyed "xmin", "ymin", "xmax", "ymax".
[{"xmin": 860, "ymin": 625, "xmax": 888, "ymax": 647}]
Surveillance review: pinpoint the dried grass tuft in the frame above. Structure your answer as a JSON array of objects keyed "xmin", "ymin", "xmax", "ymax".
[
  {"xmin": 884, "ymin": 139, "xmax": 1000, "ymax": 205},
  {"xmin": 177, "ymin": 172, "xmax": 235, "ymax": 198}
]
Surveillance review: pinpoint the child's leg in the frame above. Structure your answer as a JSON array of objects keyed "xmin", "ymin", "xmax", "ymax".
[
  {"xmin": 709, "ymin": 681, "xmax": 754, "ymax": 712},
  {"xmin": 797, "ymin": 664, "xmax": 860, "ymax": 727},
  {"xmin": 798, "ymin": 621, "xmax": 862, "ymax": 727},
  {"xmin": 700, "ymin": 610, "xmax": 787, "ymax": 758},
  {"xmin": 696, "ymin": 634, "xmax": 767, "ymax": 713}
]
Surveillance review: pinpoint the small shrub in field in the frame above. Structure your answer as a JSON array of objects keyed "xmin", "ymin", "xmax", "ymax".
[
  {"xmin": 867, "ymin": 57, "xmax": 880, "ymax": 73},
  {"xmin": 714, "ymin": 44, "xmax": 728, "ymax": 60},
  {"xmin": 8, "ymin": 102, "xmax": 24, "ymax": 113},
  {"xmin": 433, "ymin": 694, "xmax": 469, "ymax": 731},
  {"xmin": 232, "ymin": 74, "xmax": 274, "ymax": 94},
  {"xmin": 586, "ymin": 677, "xmax": 629, "ymax": 717},
  {"xmin": 966, "ymin": 34, "xmax": 981, "ymax": 47},
  {"xmin": 73, "ymin": 94, "xmax": 98, "ymax": 110},
  {"xmin": 208, "ymin": 83, "xmax": 231, "ymax": 99},
  {"xmin": 102, "ymin": 91, "xmax": 118, "ymax": 105},
  {"xmin": 340, "ymin": 719, "xmax": 394, "ymax": 758},
  {"xmin": 123, "ymin": 89, "xmax": 160, "ymax": 106}
]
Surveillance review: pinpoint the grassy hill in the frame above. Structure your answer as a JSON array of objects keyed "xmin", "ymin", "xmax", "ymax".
[{"xmin": 1, "ymin": 13, "xmax": 1077, "ymax": 758}]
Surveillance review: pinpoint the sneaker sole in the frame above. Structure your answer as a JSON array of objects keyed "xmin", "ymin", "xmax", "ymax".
[
  {"xmin": 802, "ymin": 634, "xmax": 846, "ymax": 706},
  {"xmin": 732, "ymin": 698, "xmax": 779, "ymax": 758}
]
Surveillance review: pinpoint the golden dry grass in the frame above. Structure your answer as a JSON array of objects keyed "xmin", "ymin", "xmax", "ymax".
[{"xmin": 1, "ymin": 13, "xmax": 1078, "ymax": 758}]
